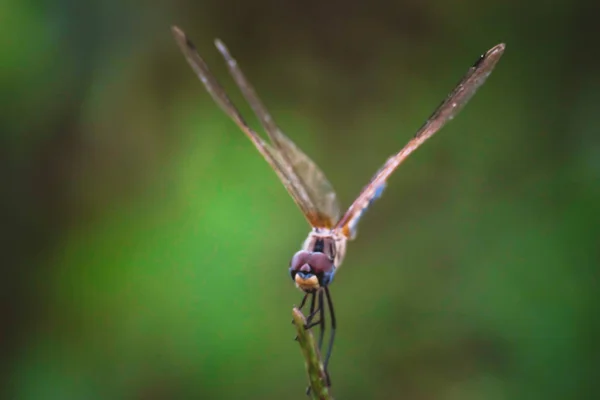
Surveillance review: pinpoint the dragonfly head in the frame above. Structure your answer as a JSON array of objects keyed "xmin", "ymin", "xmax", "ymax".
[{"xmin": 289, "ymin": 250, "xmax": 335, "ymax": 292}]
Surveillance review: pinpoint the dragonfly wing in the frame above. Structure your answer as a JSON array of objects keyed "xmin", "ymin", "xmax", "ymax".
[
  {"xmin": 172, "ymin": 26, "xmax": 319, "ymax": 224},
  {"xmin": 213, "ymin": 39, "xmax": 341, "ymax": 228},
  {"xmin": 264, "ymin": 141, "xmax": 339, "ymax": 228},
  {"xmin": 335, "ymin": 43, "xmax": 506, "ymax": 239},
  {"xmin": 277, "ymin": 133, "xmax": 341, "ymax": 226}
]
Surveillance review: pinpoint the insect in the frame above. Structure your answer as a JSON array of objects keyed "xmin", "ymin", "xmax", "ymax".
[{"xmin": 171, "ymin": 25, "xmax": 505, "ymax": 387}]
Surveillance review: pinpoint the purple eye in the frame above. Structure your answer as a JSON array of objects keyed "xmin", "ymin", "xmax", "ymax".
[
  {"xmin": 308, "ymin": 252, "xmax": 334, "ymax": 274},
  {"xmin": 290, "ymin": 250, "xmax": 311, "ymax": 271}
]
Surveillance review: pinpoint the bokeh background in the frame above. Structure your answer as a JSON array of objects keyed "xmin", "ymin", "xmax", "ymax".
[{"xmin": 2, "ymin": 0, "xmax": 599, "ymax": 399}]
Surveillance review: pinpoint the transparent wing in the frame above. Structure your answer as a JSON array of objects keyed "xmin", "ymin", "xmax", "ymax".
[
  {"xmin": 172, "ymin": 26, "xmax": 339, "ymax": 228},
  {"xmin": 214, "ymin": 39, "xmax": 341, "ymax": 227},
  {"xmin": 172, "ymin": 26, "xmax": 319, "ymax": 226},
  {"xmin": 335, "ymin": 43, "xmax": 506, "ymax": 239}
]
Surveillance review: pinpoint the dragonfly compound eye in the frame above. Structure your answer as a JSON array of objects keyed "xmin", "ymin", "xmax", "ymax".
[
  {"xmin": 308, "ymin": 252, "xmax": 334, "ymax": 274},
  {"xmin": 289, "ymin": 250, "xmax": 311, "ymax": 279},
  {"xmin": 309, "ymin": 252, "xmax": 335, "ymax": 287}
]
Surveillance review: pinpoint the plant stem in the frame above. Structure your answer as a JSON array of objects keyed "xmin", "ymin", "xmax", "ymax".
[{"xmin": 292, "ymin": 307, "xmax": 333, "ymax": 400}]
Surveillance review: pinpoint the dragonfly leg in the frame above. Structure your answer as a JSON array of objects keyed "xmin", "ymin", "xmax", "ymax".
[
  {"xmin": 323, "ymin": 287, "xmax": 336, "ymax": 387},
  {"xmin": 294, "ymin": 292, "xmax": 317, "ymax": 340},
  {"xmin": 304, "ymin": 293, "xmax": 321, "ymax": 328},
  {"xmin": 317, "ymin": 289, "xmax": 326, "ymax": 352},
  {"xmin": 306, "ymin": 289, "xmax": 329, "ymax": 395},
  {"xmin": 297, "ymin": 292, "xmax": 310, "ymax": 311},
  {"xmin": 292, "ymin": 292, "xmax": 311, "ymax": 326}
]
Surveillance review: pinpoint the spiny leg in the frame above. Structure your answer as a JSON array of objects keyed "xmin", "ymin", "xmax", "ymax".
[
  {"xmin": 317, "ymin": 289, "xmax": 326, "ymax": 352},
  {"xmin": 308, "ymin": 291, "xmax": 316, "ymax": 319},
  {"xmin": 305, "ymin": 290, "xmax": 330, "ymax": 396},
  {"xmin": 305, "ymin": 292, "xmax": 321, "ymax": 327},
  {"xmin": 323, "ymin": 287, "xmax": 336, "ymax": 387},
  {"xmin": 294, "ymin": 292, "xmax": 315, "ymax": 341},
  {"xmin": 292, "ymin": 292, "xmax": 310, "ymax": 327},
  {"xmin": 298, "ymin": 292, "xmax": 310, "ymax": 311},
  {"xmin": 293, "ymin": 292, "xmax": 314, "ymax": 323},
  {"xmin": 304, "ymin": 291, "xmax": 324, "ymax": 397}
]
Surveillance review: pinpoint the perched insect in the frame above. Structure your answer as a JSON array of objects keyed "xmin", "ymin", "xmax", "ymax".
[{"xmin": 171, "ymin": 26, "xmax": 505, "ymax": 387}]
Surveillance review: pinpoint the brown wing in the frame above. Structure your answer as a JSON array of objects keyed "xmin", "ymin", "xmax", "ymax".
[
  {"xmin": 172, "ymin": 26, "xmax": 339, "ymax": 228},
  {"xmin": 172, "ymin": 26, "xmax": 338, "ymax": 228},
  {"xmin": 213, "ymin": 39, "xmax": 340, "ymax": 228},
  {"xmin": 334, "ymin": 43, "xmax": 506, "ymax": 239}
]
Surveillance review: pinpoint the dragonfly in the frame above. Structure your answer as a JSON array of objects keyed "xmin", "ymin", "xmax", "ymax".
[{"xmin": 171, "ymin": 25, "xmax": 505, "ymax": 388}]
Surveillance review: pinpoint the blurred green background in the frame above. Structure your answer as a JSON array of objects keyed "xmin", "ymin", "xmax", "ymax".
[{"xmin": 2, "ymin": 0, "xmax": 599, "ymax": 399}]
